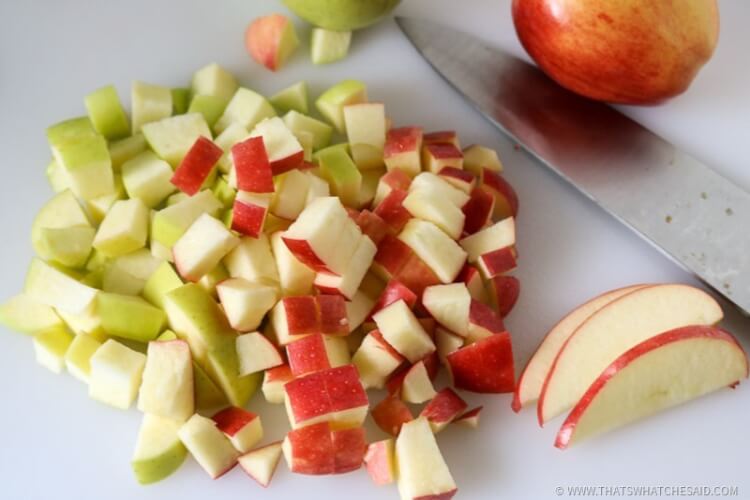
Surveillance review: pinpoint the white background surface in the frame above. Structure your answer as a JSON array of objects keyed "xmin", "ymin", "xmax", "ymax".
[{"xmin": 1, "ymin": 1, "xmax": 749, "ymax": 499}]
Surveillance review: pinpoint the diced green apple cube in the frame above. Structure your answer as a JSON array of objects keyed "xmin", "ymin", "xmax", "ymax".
[
  {"xmin": 122, "ymin": 151, "xmax": 176, "ymax": 208},
  {"xmin": 0, "ymin": 294, "xmax": 64, "ymax": 334},
  {"xmin": 85, "ymin": 174, "xmax": 126, "ymax": 225},
  {"xmin": 172, "ymin": 214, "xmax": 239, "ymax": 282},
  {"xmin": 98, "ymin": 293, "xmax": 166, "ymax": 342},
  {"xmin": 191, "ymin": 63, "xmax": 239, "ymax": 103},
  {"xmin": 46, "ymin": 159, "xmax": 70, "ymax": 192},
  {"xmin": 188, "ymin": 94, "xmax": 227, "ymax": 129},
  {"xmin": 315, "ymin": 80, "xmax": 367, "ymax": 133},
  {"xmin": 214, "ymin": 87, "xmax": 276, "ymax": 135},
  {"xmin": 142, "ymin": 261, "xmax": 183, "ymax": 309},
  {"xmin": 151, "ymin": 189, "xmax": 222, "ymax": 248},
  {"xmin": 283, "ymin": 111, "xmax": 333, "ymax": 151},
  {"xmin": 109, "ymin": 133, "xmax": 147, "ymax": 172},
  {"xmin": 142, "ymin": 113, "xmax": 212, "ymax": 168},
  {"xmin": 54, "ymin": 134, "xmax": 115, "ymax": 200},
  {"xmin": 33, "ymin": 326, "xmax": 74, "ymax": 373},
  {"xmin": 211, "ymin": 176, "xmax": 237, "ymax": 209},
  {"xmin": 311, "ymin": 28, "xmax": 352, "ymax": 65},
  {"xmin": 64, "ymin": 333, "xmax": 102, "ymax": 383},
  {"xmin": 88, "ymin": 339, "xmax": 147, "ymax": 409},
  {"xmin": 56, "ymin": 301, "xmax": 105, "ymax": 339},
  {"xmin": 93, "ymin": 198, "xmax": 149, "ymax": 257},
  {"xmin": 131, "ymin": 81, "xmax": 172, "ymax": 133},
  {"xmin": 270, "ymin": 81, "xmax": 309, "ymax": 114},
  {"xmin": 84, "ymin": 85, "xmax": 130, "ymax": 140},
  {"xmin": 46, "ymin": 117, "xmax": 96, "ymax": 150},
  {"xmin": 38, "ymin": 226, "xmax": 95, "ymax": 268},
  {"xmin": 31, "ymin": 189, "xmax": 91, "ymax": 262},
  {"xmin": 24, "ymin": 258, "xmax": 98, "ymax": 314},
  {"xmin": 131, "ymin": 413, "xmax": 188, "ymax": 485},
  {"xmin": 317, "ymin": 145, "xmax": 362, "ymax": 207},
  {"xmin": 214, "ymin": 123, "xmax": 249, "ymax": 174},
  {"xmin": 171, "ymin": 88, "xmax": 191, "ymax": 115},
  {"xmin": 344, "ymin": 102, "xmax": 386, "ymax": 169},
  {"xmin": 193, "ymin": 360, "xmax": 228, "ymax": 411}
]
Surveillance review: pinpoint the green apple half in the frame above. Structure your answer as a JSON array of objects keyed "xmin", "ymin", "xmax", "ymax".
[{"xmin": 283, "ymin": 0, "xmax": 400, "ymax": 31}]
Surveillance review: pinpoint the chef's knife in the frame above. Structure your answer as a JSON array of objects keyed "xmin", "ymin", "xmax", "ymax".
[{"xmin": 396, "ymin": 16, "xmax": 750, "ymax": 315}]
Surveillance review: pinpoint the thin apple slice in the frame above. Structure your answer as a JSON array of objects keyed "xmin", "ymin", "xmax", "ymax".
[
  {"xmin": 512, "ymin": 285, "xmax": 647, "ymax": 412},
  {"xmin": 538, "ymin": 284, "xmax": 723, "ymax": 425},
  {"xmin": 556, "ymin": 326, "xmax": 748, "ymax": 449},
  {"xmin": 238, "ymin": 441, "xmax": 283, "ymax": 487}
]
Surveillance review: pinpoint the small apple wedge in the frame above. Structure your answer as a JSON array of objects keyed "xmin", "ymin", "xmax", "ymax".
[
  {"xmin": 538, "ymin": 284, "xmax": 723, "ymax": 425},
  {"xmin": 311, "ymin": 28, "xmax": 352, "ymax": 65},
  {"xmin": 236, "ymin": 331, "xmax": 284, "ymax": 376},
  {"xmin": 373, "ymin": 299, "xmax": 435, "ymax": 364},
  {"xmin": 178, "ymin": 413, "xmax": 239, "ymax": 479},
  {"xmin": 401, "ymin": 361, "xmax": 436, "ymax": 404},
  {"xmin": 217, "ymin": 278, "xmax": 277, "ymax": 332},
  {"xmin": 512, "ymin": 284, "xmax": 647, "ymax": 412},
  {"xmin": 420, "ymin": 388, "xmax": 469, "ymax": 433},
  {"xmin": 282, "ymin": 422, "xmax": 335, "ymax": 475},
  {"xmin": 364, "ymin": 439, "xmax": 396, "ymax": 486},
  {"xmin": 32, "ymin": 326, "xmax": 74, "ymax": 373},
  {"xmin": 262, "ymin": 364, "xmax": 293, "ymax": 404},
  {"xmin": 172, "ymin": 213, "xmax": 240, "ymax": 282},
  {"xmin": 423, "ymin": 283, "xmax": 471, "ymax": 337},
  {"xmin": 245, "ymin": 14, "xmax": 299, "ymax": 72},
  {"xmin": 0, "ymin": 294, "xmax": 63, "ymax": 335},
  {"xmin": 212, "ymin": 407, "xmax": 264, "ymax": 453},
  {"xmin": 447, "ymin": 332, "xmax": 515, "ymax": 393},
  {"xmin": 352, "ymin": 329, "xmax": 405, "ymax": 389},
  {"xmin": 315, "ymin": 80, "xmax": 367, "ymax": 134},
  {"xmin": 454, "ymin": 406, "xmax": 483, "ymax": 428},
  {"xmin": 131, "ymin": 414, "xmax": 188, "ymax": 485},
  {"xmin": 556, "ymin": 326, "xmax": 748, "ymax": 449},
  {"xmin": 89, "ymin": 339, "xmax": 147, "ymax": 409},
  {"xmin": 396, "ymin": 417, "xmax": 457, "ymax": 500},
  {"xmin": 372, "ymin": 394, "xmax": 413, "ymax": 436},
  {"xmin": 238, "ymin": 441, "xmax": 283, "ymax": 487}
]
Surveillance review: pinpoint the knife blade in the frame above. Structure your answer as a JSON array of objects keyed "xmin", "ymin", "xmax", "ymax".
[{"xmin": 396, "ymin": 16, "xmax": 750, "ymax": 315}]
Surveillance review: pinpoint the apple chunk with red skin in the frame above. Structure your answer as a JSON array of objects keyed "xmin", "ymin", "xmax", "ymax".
[
  {"xmin": 250, "ymin": 117, "xmax": 304, "ymax": 175},
  {"xmin": 286, "ymin": 333, "xmax": 350, "ymax": 377},
  {"xmin": 422, "ymin": 283, "xmax": 471, "ymax": 337},
  {"xmin": 460, "ymin": 217, "xmax": 516, "ymax": 278},
  {"xmin": 284, "ymin": 364, "xmax": 369, "ymax": 429},
  {"xmin": 262, "ymin": 364, "xmax": 293, "ymax": 404},
  {"xmin": 171, "ymin": 136, "xmax": 223, "ymax": 195},
  {"xmin": 488, "ymin": 275, "xmax": 521, "ymax": 318},
  {"xmin": 373, "ymin": 169, "xmax": 412, "ymax": 207},
  {"xmin": 457, "ymin": 264, "xmax": 491, "ymax": 305},
  {"xmin": 354, "ymin": 210, "xmax": 389, "ymax": 245},
  {"xmin": 466, "ymin": 299, "xmax": 506, "ymax": 345},
  {"xmin": 447, "ymin": 332, "xmax": 515, "ymax": 393},
  {"xmin": 352, "ymin": 329, "xmax": 405, "ymax": 389},
  {"xmin": 238, "ymin": 441, "xmax": 283, "ymax": 487},
  {"xmin": 271, "ymin": 294, "xmax": 349, "ymax": 345},
  {"xmin": 231, "ymin": 135, "xmax": 274, "ymax": 193},
  {"xmin": 424, "ymin": 130, "xmax": 459, "ymax": 148},
  {"xmin": 454, "ymin": 406, "xmax": 483, "ymax": 428},
  {"xmin": 245, "ymin": 14, "xmax": 299, "ymax": 72},
  {"xmin": 313, "ymin": 234, "xmax": 376, "ymax": 299},
  {"xmin": 556, "ymin": 326, "xmax": 748, "ymax": 449},
  {"xmin": 231, "ymin": 192, "xmax": 272, "ymax": 238},
  {"xmin": 439, "ymin": 166, "xmax": 475, "ymax": 194},
  {"xmin": 282, "ymin": 422, "xmax": 366, "ymax": 475},
  {"xmin": 396, "ymin": 417, "xmax": 457, "ymax": 500},
  {"xmin": 372, "ymin": 299, "xmax": 435, "ymax": 363},
  {"xmin": 401, "ymin": 360, "xmax": 436, "ymax": 404},
  {"xmin": 364, "ymin": 439, "xmax": 396, "ymax": 486},
  {"xmin": 480, "ymin": 168, "xmax": 519, "ymax": 220},
  {"xmin": 462, "ymin": 187, "xmax": 495, "ymax": 236},
  {"xmin": 372, "ymin": 394, "xmax": 413, "ymax": 436},
  {"xmin": 422, "ymin": 143, "xmax": 463, "ymax": 174},
  {"xmin": 373, "ymin": 188, "xmax": 411, "ymax": 233},
  {"xmin": 369, "ymin": 279, "xmax": 417, "ymax": 319},
  {"xmin": 420, "ymin": 388, "xmax": 468, "ymax": 433},
  {"xmin": 212, "ymin": 406, "xmax": 263, "ymax": 453},
  {"xmin": 384, "ymin": 126, "xmax": 423, "ymax": 178}
]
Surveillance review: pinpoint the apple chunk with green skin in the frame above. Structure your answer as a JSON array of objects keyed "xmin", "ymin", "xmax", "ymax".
[
  {"xmin": 32, "ymin": 189, "xmax": 92, "ymax": 261},
  {"xmin": 164, "ymin": 284, "xmax": 259, "ymax": 407},
  {"xmin": 311, "ymin": 28, "xmax": 352, "ymax": 65},
  {"xmin": 214, "ymin": 87, "xmax": 277, "ymax": 135},
  {"xmin": 236, "ymin": 331, "xmax": 284, "ymax": 376},
  {"xmin": 152, "ymin": 189, "xmax": 223, "ymax": 249},
  {"xmin": 538, "ymin": 284, "xmax": 723, "ymax": 425},
  {"xmin": 131, "ymin": 81, "xmax": 172, "ymax": 133},
  {"xmin": 121, "ymin": 151, "xmax": 176, "ymax": 208},
  {"xmin": 33, "ymin": 326, "xmax": 74, "ymax": 373},
  {"xmin": 344, "ymin": 102, "xmax": 386, "ymax": 169},
  {"xmin": 54, "ymin": 133, "xmax": 115, "ymax": 201},
  {"xmin": 93, "ymin": 198, "xmax": 149, "ymax": 257},
  {"xmin": 245, "ymin": 14, "xmax": 299, "ymax": 72},
  {"xmin": 396, "ymin": 417, "xmax": 457, "ymax": 500},
  {"xmin": 38, "ymin": 226, "xmax": 95, "ymax": 268},
  {"xmin": 142, "ymin": 261, "xmax": 184, "ymax": 310},
  {"xmin": 212, "ymin": 407, "xmax": 264, "ymax": 453},
  {"xmin": 98, "ymin": 293, "xmax": 166, "ymax": 342},
  {"xmin": 191, "ymin": 63, "xmax": 238, "ymax": 104},
  {"xmin": 283, "ymin": 110, "xmax": 333, "ymax": 151},
  {"xmin": 238, "ymin": 442, "xmax": 283, "ymax": 487},
  {"xmin": 398, "ymin": 219, "xmax": 467, "ymax": 284},
  {"xmin": 142, "ymin": 113, "xmax": 211, "ymax": 168},
  {"xmin": 556, "ymin": 326, "xmax": 749, "ymax": 449},
  {"xmin": 25, "ymin": 258, "xmax": 98, "ymax": 315},
  {"xmin": 0, "ymin": 294, "xmax": 63, "ymax": 335},
  {"xmin": 271, "ymin": 81, "xmax": 308, "ymax": 114},
  {"xmin": 315, "ymin": 80, "xmax": 367, "ymax": 134},
  {"xmin": 173, "ymin": 213, "xmax": 240, "ymax": 282},
  {"xmin": 283, "ymin": 364, "xmax": 369, "ymax": 430},
  {"xmin": 138, "ymin": 340, "xmax": 194, "ymax": 421},
  {"xmin": 84, "ymin": 85, "xmax": 130, "ymax": 140},
  {"xmin": 131, "ymin": 414, "xmax": 188, "ymax": 485},
  {"xmin": 317, "ymin": 146, "xmax": 362, "ymax": 208},
  {"xmin": 89, "ymin": 339, "xmax": 147, "ymax": 409},
  {"xmin": 512, "ymin": 285, "xmax": 647, "ymax": 412},
  {"xmin": 178, "ymin": 413, "xmax": 239, "ymax": 479}
]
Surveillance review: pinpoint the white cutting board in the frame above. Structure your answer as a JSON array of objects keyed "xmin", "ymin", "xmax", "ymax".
[{"xmin": 1, "ymin": 1, "xmax": 748, "ymax": 499}]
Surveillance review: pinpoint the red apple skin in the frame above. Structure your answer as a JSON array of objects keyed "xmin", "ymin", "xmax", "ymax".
[
  {"xmin": 283, "ymin": 296, "xmax": 320, "ymax": 335},
  {"xmin": 232, "ymin": 136, "xmax": 274, "ymax": 193},
  {"xmin": 287, "ymin": 334, "xmax": 333, "ymax": 377},
  {"xmin": 420, "ymin": 388, "xmax": 468, "ymax": 427},
  {"xmin": 479, "ymin": 246, "xmax": 518, "ymax": 278},
  {"xmin": 285, "ymin": 422, "xmax": 336, "ymax": 475},
  {"xmin": 447, "ymin": 332, "xmax": 515, "ymax": 393},
  {"xmin": 212, "ymin": 407, "xmax": 258, "ymax": 437},
  {"xmin": 385, "ymin": 126, "xmax": 423, "ymax": 158},
  {"xmin": 355, "ymin": 210, "xmax": 389, "ymax": 245},
  {"xmin": 554, "ymin": 325, "xmax": 749, "ymax": 449},
  {"xmin": 265, "ymin": 363, "xmax": 293, "ymax": 383},
  {"xmin": 231, "ymin": 199, "xmax": 267, "ymax": 237},
  {"xmin": 317, "ymin": 295, "xmax": 349, "ymax": 335},
  {"xmin": 380, "ymin": 169, "xmax": 413, "ymax": 193},
  {"xmin": 370, "ymin": 279, "xmax": 418, "ymax": 318},
  {"xmin": 489, "ymin": 275, "xmax": 521, "ymax": 318},
  {"xmin": 269, "ymin": 150, "xmax": 305, "ymax": 176},
  {"xmin": 373, "ymin": 236, "xmax": 441, "ymax": 297},
  {"xmin": 469, "ymin": 299, "xmax": 506, "ymax": 336},
  {"xmin": 424, "ymin": 143, "xmax": 463, "ymax": 161},
  {"xmin": 331, "ymin": 427, "xmax": 367, "ymax": 473},
  {"xmin": 282, "ymin": 236, "xmax": 333, "ymax": 273},
  {"xmin": 462, "ymin": 187, "xmax": 495, "ymax": 236},
  {"xmin": 481, "ymin": 169, "xmax": 519, "ymax": 220},
  {"xmin": 285, "ymin": 365, "xmax": 368, "ymax": 425},
  {"xmin": 454, "ymin": 406, "xmax": 483, "ymax": 426},
  {"xmin": 424, "ymin": 130, "xmax": 459, "ymax": 147},
  {"xmin": 245, "ymin": 14, "xmax": 292, "ymax": 72},
  {"xmin": 364, "ymin": 440, "xmax": 395, "ymax": 485},
  {"xmin": 512, "ymin": 0, "xmax": 719, "ymax": 104},
  {"xmin": 372, "ymin": 395, "xmax": 413, "ymax": 436},
  {"xmin": 421, "ymin": 351, "xmax": 441, "ymax": 380},
  {"xmin": 171, "ymin": 136, "xmax": 223, "ymax": 195},
  {"xmin": 374, "ymin": 189, "xmax": 411, "ymax": 233},
  {"xmin": 439, "ymin": 167, "xmax": 476, "ymax": 193}
]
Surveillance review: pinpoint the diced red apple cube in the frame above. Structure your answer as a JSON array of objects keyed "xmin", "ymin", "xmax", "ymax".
[
  {"xmin": 231, "ymin": 136, "xmax": 274, "ymax": 193},
  {"xmin": 371, "ymin": 394, "xmax": 413, "ymax": 436},
  {"xmin": 419, "ymin": 388, "xmax": 468, "ymax": 433},
  {"xmin": 421, "ymin": 143, "xmax": 463, "ymax": 174},
  {"xmin": 352, "ymin": 329, "xmax": 405, "ymax": 389},
  {"xmin": 423, "ymin": 130, "xmax": 459, "ymax": 148},
  {"xmin": 364, "ymin": 439, "xmax": 396, "ymax": 486},
  {"xmin": 384, "ymin": 126, "xmax": 423, "ymax": 178},
  {"xmin": 480, "ymin": 168, "xmax": 519, "ymax": 220},
  {"xmin": 462, "ymin": 187, "xmax": 495, "ymax": 235},
  {"xmin": 453, "ymin": 406, "xmax": 483, "ymax": 428},
  {"xmin": 488, "ymin": 275, "xmax": 521, "ymax": 318},
  {"xmin": 249, "ymin": 117, "xmax": 304, "ymax": 175},
  {"xmin": 262, "ymin": 364, "xmax": 293, "ymax": 404},
  {"xmin": 447, "ymin": 332, "xmax": 514, "ymax": 393},
  {"xmin": 231, "ymin": 192, "xmax": 272, "ymax": 238},
  {"xmin": 369, "ymin": 279, "xmax": 418, "ymax": 319},
  {"xmin": 372, "ymin": 299, "xmax": 435, "ymax": 363},
  {"xmin": 373, "ymin": 188, "xmax": 411, "ymax": 233},
  {"xmin": 373, "ymin": 169, "xmax": 412, "ymax": 207},
  {"xmin": 286, "ymin": 333, "xmax": 350, "ymax": 377},
  {"xmin": 438, "ymin": 166, "xmax": 475, "ymax": 194},
  {"xmin": 171, "ymin": 136, "xmax": 223, "ymax": 195},
  {"xmin": 212, "ymin": 407, "xmax": 264, "ymax": 453}
]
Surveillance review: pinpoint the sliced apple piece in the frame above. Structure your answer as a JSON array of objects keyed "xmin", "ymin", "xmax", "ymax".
[
  {"xmin": 401, "ymin": 361, "xmax": 436, "ymax": 404},
  {"xmin": 121, "ymin": 150, "xmax": 176, "ymax": 208},
  {"xmin": 84, "ymin": 84, "xmax": 130, "ymax": 140},
  {"xmin": 315, "ymin": 80, "xmax": 367, "ymax": 134},
  {"xmin": 131, "ymin": 81, "xmax": 172, "ymax": 133},
  {"xmin": 422, "ymin": 283, "xmax": 471, "ymax": 337},
  {"xmin": 24, "ymin": 258, "xmax": 98, "ymax": 315},
  {"xmin": 171, "ymin": 136, "xmax": 223, "ymax": 195},
  {"xmin": 32, "ymin": 325, "xmax": 74, "ymax": 373},
  {"xmin": 447, "ymin": 332, "xmax": 514, "ymax": 394},
  {"xmin": 373, "ymin": 188, "xmax": 411, "ymax": 233},
  {"xmin": 487, "ymin": 275, "xmax": 521, "ymax": 318},
  {"xmin": 314, "ymin": 235, "xmax": 376, "ymax": 299},
  {"xmin": 173, "ymin": 213, "xmax": 240, "ymax": 282},
  {"xmin": 282, "ymin": 422, "xmax": 335, "ymax": 475},
  {"xmin": 436, "ymin": 327, "xmax": 464, "ymax": 366},
  {"xmin": 396, "ymin": 417, "xmax": 457, "ymax": 500},
  {"xmin": 311, "ymin": 28, "xmax": 352, "ymax": 65},
  {"xmin": 238, "ymin": 441, "xmax": 283, "ymax": 487},
  {"xmin": 224, "ymin": 233, "xmax": 280, "ymax": 287},
  {"xmin": 317, "ymin": 146, "xmax": 362, "ymax": 208},
  {"xmin": 249, "ymin": 117, "xmax": 304, "ymax": 175},
  {"xmin": 459, "ymin": 217, "xmax": 515, "ymax": 266},
  {"xmin": 384, "ymin": 126, "xmax": 422, "ymax": 177},
  {"xmin": 231, "ymin": 192, "xmax": 272, "ymax": 238},
  {"xmin": 214, "ymin": 87, "xmax": 276, "ymax": 135},
  {"xmin": 269, "ymin": 168, "xmax": 310, "ymax": 220},
  {"xmin": 236, "ymin": 331, "xmax": 284, "ymax": 376},
  {"xmin": 439, "ymin": 167, "xmax": 475, "ymax": 194},
  {"xmin": 245, "ymin": 14, "xmax": 299, "ymax": 72},
  {"xmin": 212, "ymin": 407, "xmax": 264, "ymax": 453},
  {"xmin": 364, "ymin": 439, "xmax": 396, "ymax": 485},
  {"xmin": 138, "ymin": 340, "xmax": 194, "ymax": 421},
  {"xmin": 422, "ymin": 143, "xmax": 463, "ymax": 174},
  {"xmin": 271, "ymin": 81, "xmax": 308, "ymax": 114},
  {"xmin": 89, "ymin": 339, "xmax": 147, "ymax": 409},
  {"xmin": 463, "ymin": 144, "xmax": 503, "ymax": 175},
  {"xmin": 270, "ymin": 231, "xmax": 315, "ymax": 296},
  {"xmin": 64, "ymin": 332, "xmax": 102, "ymax": 382},
  {"xmin": 262, "ymin": 364, "xmax": 293, "ymax": 404},
  {"xmin": 151, "ymin": 189, "xmax": 222, "ymax": 249},
  {"xmin": 352, "ymin": 329, "xmax": 405, "ymax": 389},
  {"xmin": 462, "ymin": 187, "xmax": 495, "ymax": 235},
  {"xmin": 481, "ymin": 168, "xmax": 519, "ymax": 220},
  {"xmin": 283, "ymin": 110, "xmax": 333, "ymax": 151},
  {"xmin": 92, "ymin": 198, "xmax": 149, "ymax": 257},
  {"xmin": 178, "ymin": 413, "xmax": 239, "ymax": 479},
  {"xmin": 142, "ymin": 113, "xmax": 212, "ymax": 168},
  {"xmin": 403, "ymin": 188, "xmax": 465, "ymax": 240},
  {"xmin": 454, "ymin": 406, "xmax": 483, "ymax": 428},
  {"xmin": 344, "ymin": 102, "xmax": 386, "ymax": 169},
  {"xmin": 0, "ymin": 294, "xmax": 63, "ymax": 335},
  {"xmin": 420, "ymin": 388, "xmax": 468, "ymax": 433},
  {"xmin": 373, "ymin": 169, "xmax": 412, "ymax": 207},
  {"xmin": 191, "ymin": 63, "xmax": 238, "ymax": 104},
  {"xmin": 216, "ymin": 278, "xmax": 276, "ymax": 332},
  {"xmin": 131, "ymin": 413, "xmax": 187, "ymax": 485},
  {"xmin": 331, "ymin": 426, "xmax": 366, "ymax": 473},
  {"xmin": 373, "ymin": 299, "xmax": 434, "ymax": 363},
  {"xmin": 424, "ymin": 130, "xmax": 459, "ymax": 147},
  {"xmin": 398, "ymin": 219, "xmax": 467, "ymax": 283},
  {"xmin": 556, "ymin": 326, "xmax": 748, "ymax": 449},
  {"xmin": 513, "ymin": 285, "xmax": 647, "ymax": 412},
  {"xmin": 287, "ymin": 333, "xmax": 350, "ymax": 377}
]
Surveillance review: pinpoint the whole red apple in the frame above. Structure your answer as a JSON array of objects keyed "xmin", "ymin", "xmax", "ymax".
[{"xmin": 512, "ymin": 0, "xmax": 719, "ymax": 104}]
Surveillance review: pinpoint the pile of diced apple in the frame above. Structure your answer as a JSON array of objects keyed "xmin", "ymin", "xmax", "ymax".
[
  {"xmin": 511, "ymin": 283, "xmax": 748, "ymax": 448},
  {"xmin": 0, "ymin": 63, "xmax": 522, "ymax": 498}
]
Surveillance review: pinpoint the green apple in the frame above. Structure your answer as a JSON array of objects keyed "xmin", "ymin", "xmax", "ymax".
[
  {"xmin": 157, "ymin": 329, "xmax": 178, "ymax": 341},
  {"xmin": 102, "ymin": 248, "xmax": 163, "ymax": 295},
  {"xmin": 193, "ymin": 359, "xmax": 228, "ymax": 411},
  {"xmin": 64, "ymin": 333, "xmax": 102, "ymax": 383},
  {"xmin": 31, "ymin": 189, "xmax": 91, "ymax": 262},
  {"xmin": 315, "ymin": 80, "xmax": 367, "ymax": 133},
  {"xmin": 191, "ymin": 63, "xmax": 238, "ymax": 104},
  {"xmin": 214, "ymin": 88, "xmax": 276, "ymax": 135},
  {"xmin": 211, "ymin": 176, "xmax": 237, "ymax": 209},
  {"xmin": 109, "ymin": 133, "xmax": 147, "ymax": 172},
  {"xmin": 316, "ymin": 145, "xmax": 362, "ymax": 207},
  {"xmin": 0, "ymin": 294, "xmax": 64, "ymax": 335},
  {"xmin": 171, "ymin": 88, "xmax": 191, "ymax": 115},
  {"xmin": 283, "ymin": 110, "xmax": 333, "ymax": 150},
  {"xmin": 143, "ymin": 261, "xmax": 184, "ymax": 309},
  {"xmin": 214, "ymin": 123, "xmax": 249, "ymax": 174},
  {"xmin": 46, "ymin": 116, "xmax": 96, "ymax": 148},
  {"xmin": 188, "ymin": 94, "xmax": 227, "ymax": 130},
  {"xmin": 84, "ymin": 85, "xmax": 130, "ymax": 140},
  {"xmin": 46, "ymin": 159, "xmax": 70, "ymax": 193},
  {"xmin": 131, "ymin": 413, "xmax": 188, "ymax": 484},
  {"xmin": 197, "ymin": 262, "xmax": 229, "ymax": 298},
  {"xmin": 131, "ymin": 81, "xmax": 172, "ymax": 133},
  {"xmin": 33, "ymin": 325, "xmax": 74, "ymax": 373},
  {"xmin": 98, "ymin": 293, "xmax": 166, "ymax": 342},
  {"xmin": 163, "ymin": 284, "xmax": 259, "ymax": 407},
  {"xmin": 138, "ymin": 340, "xmax": 194, "ymax": 421},
  {"xmin": 85, "ymin": 174, "xmax": 126, "ymax": 225},
  {"xmin": 53, "ymin": 133, "xmax": 115, "ymax": 201},
  {"xmin": 93, "ymin": 198, "xmax": 149, "ymax": 257},
  {"xmin": 142, "ymin": 113, "xmax": 212, "ymax": 168},
  {"xmin": 344, "ymin": 102, "xmax": 386, "ymax": 169},
  {"xmin": 24, "ymin": 258, "xmax": 98, "ymax": 314},
  {"xmin": 270, "ymin": 81, "xmax": 309, "ymax": 114},
  {"xmin": 38, "ymin": 226, "xmax": 95, "ymax": 268},
  {"xmin": 56, "ymin": 301, "xmax": 106, "ymax": 339},
  {"xmin": 283, "ymin": 0, "xmax": 400, "ymax": 30},
  {"xmin": 151, "ymin": 190, "xmax": 222, "ymax": 249},
  {"xmin": 121, "ymin": 150, "xmax": 176, "ymax": 208},
  {"xmin": 89, "ymin": 339, "xmax": 146, "ymax": 409},
  {"xmin": 311, "ymin": 28, "xmax": 352, "ymax": 64}
]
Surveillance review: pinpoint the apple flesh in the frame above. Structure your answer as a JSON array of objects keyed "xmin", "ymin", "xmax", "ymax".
[
  {"xmin": 311, "ymin": 28, "xmax": 352, "ymax": 65},
  {"xmin": 463, "ymin": 144, "xmax": 502, "ymax": 175},
  {"xmin": 225, "ymin": 233, "xmax": 280, "ymax": 287},
  {"xmin": 422, "ymin": 143, "xmax": 463, "ymax": 174},
  {"xmin": 538, "ymin": 284, "xmax": 723, "ymax": 425},
  {"xmin": 423, "ymin": 283, "xmax": 471, "ymax": 337},
  {"xmin": 138, "ymin": 340, "xmax": 194, "ymax": 421},
  {"xmin": 352, "ymin": 329, "xmax": 405, "ymax": 389},
  {"xmin": 373, "ymin": 299, "xmax": 435, "ymax": 364},
  {"xmin": 214, "ymin": 87, "xmax": 276, "ymax": 135},
  {"xmin": 212, "ymin": 407, "xmax": 264, "ymax": 453},
  {"xmin": 344, "ymin": 102, "xmax": 386, "ymax": 169},
  {"xmin": 32, "ymin": 325, "xmax": 74, "ymax": 374},
  {"xmin": 238, "ymin": 441, "xmax": 283, "ymax": 487},
  {"xmin": 400, "ymin": 361, "xmax": 436, "ymax": 404},
  {"xmin": 315, "ymin": 80, "xmax": 367, "ymax": 134},
  {"xmin": 89, "ymin": 339, "xmax": 147, "ymax": 409},
  {"xmin": 372, "ymin": 394, "xmax": 413, "ymax": 436},
  {"xmin": 512, "ymin": 0, "xmax": 719, "ymax": 104},
  {"xmin": 142, "ymin": 113, "xmax": 212, "ymax": 168},
  {"xmin": 398, "ymin": 219, "xmax": 467, "ymax": 284},
  {"xmin": 217, "ymin": 278, "xmax": 277, "ymax": 332},
  {"xmin": 364, "ymin": 439, "xmax": 396, "ymax": 485},
  {"xmin": 178, "ymin": 413, "xmax": 239, "ymax": 479},
  {"xmin": 64, "ymin": 332, "xmax": 102, "ymax": 383},
  {"xmin": 384, "ymin": 126, "xmax": 423, "ymax": 177},
  {"xmin": 172, "ymin": 213, "xmax": 240, "ymax": 282},
  {"xmin": 420, "ymin": 388, "xmax": 468, "ymax": 433},
  {"xmin": 271, "ymin": 81, "xmax": 309, "ymax": 114},
  {"xmin": 286, "ymin": 333, "xmax": 350, "ymax": 377},
  {"xmin": 396, "ymin": 417, "xmax": 457, "ymax": 500},
  {"xmin": 93, "ymin": 198, "xmax": 149, "ymax": 257},
  {"xmin": 454, "ymin": 406, "xmax": 483, "ymax": 428},
  {"xmin": 246, "ymin": 14, "xmax": 299, "ymax": 72},
  {"xmin": 262, "ymin": 364, "xmax": 293, "ymax": 404},
  {"xmin": 249, "ymin": 117, "xmax": 304, "ymax": 175},
  {"xmin": 121, "ymin": 151, "xmax": 176, "ymax": 208},
  {"xmin": 556, "ymin": 326, "xmax": 748, "ymax": 448},
  {"xmin": 131, "ymin": 414, "xmax": 188, "ymax": 485},
  {"xmin": 236, "ymin": 331, "xmax": 284, "ymax": 375}
]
